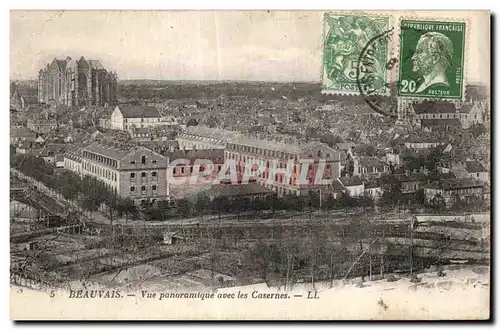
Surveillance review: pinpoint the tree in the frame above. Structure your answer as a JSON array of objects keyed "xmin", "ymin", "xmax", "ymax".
[
  {"xmin": 403, "ymin": 155, "xmax": 422, "ymax": 173},
  {"xmin": 176, "ymin": 199, "xmax": 192, "ymax": 217},
  {"xmin": 425, "ymin": 147, "xmax": 444, "ymax": 172},
  {"xmin": 195, "ymin": 192, "xmax": 209, "ymax": 221},
  {"xmin": 212, "ymin": 196, "xmax": 230, "ymax": 221},
  {"xmin": 429, "ymin": 193, "xmax": 446, "ymax": 212},
  {"xmin": 381, "ymin": 182, "xmax": 403, "ymax": 207}
]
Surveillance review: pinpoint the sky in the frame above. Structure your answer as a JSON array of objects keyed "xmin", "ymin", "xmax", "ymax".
[{"xmin": 10, "ymin": 10, "xmax": 490, "ymax": 83}]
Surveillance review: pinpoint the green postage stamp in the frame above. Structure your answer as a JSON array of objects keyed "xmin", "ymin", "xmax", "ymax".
[
  {"xmin": 398, "ymin": 20, "xmax": 466, "ymax": 99},
  {"xmin": 322, "ymin": 13, "xmax": 391, "ymax": 95}
]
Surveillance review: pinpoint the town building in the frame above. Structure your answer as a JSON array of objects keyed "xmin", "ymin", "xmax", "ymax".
[
  {"xmin": 394, "ymin": 172, "xmax": 428, "ymax": 194},
  {"xmin": 79, "ymin": 143, "xmax": 169, "ymax": 204},
  {"xmin": 365, "ymin": 182, "xmax": 383, "ymax": 200},
  {"xmin": 10, "ymin": 83, "xmax": 38, "ymax": 110},
  {"xmin": 176, "ymin": 125, "xmax": 239, "ymax": 150},
  {"xmin": 110, "ymin": 105, "xmax": 163, "ymax": 130},
  {"xmin": 397, "ymin": 98, "xmax": 489, "ymax": 129},
  {"xmin": 27, "ymin": 117, "xmax": 58, "ymax": 134},
  {"xmin": 450, "ymin": 160, "xmax": 489, "ymax": 184},
  {"xmin": 167, "ymin": 149, "xmax": 225, "ymax": 185},
  {"xmin": 225, "ymin": 136, "xmax": 341, "ymax": 196},
  {"xmin": 138, "ymin": 140, "xmax": 178, "ymax": 155},
  {"xmin": 423, "ymin": 178, "xmax": 484, "ymax": 208},
  {"xmin": 38, "ymin": 57, "xmax": 118, "ymax": 107},
  {"xmin": 337, "ymin": 176, "xmax": 365, "ymax": 197},
  {"xmin": 129, "ymin": 127, "xmax": 154, "ymax": 142},
  {"xmin": 205, "ymin": 183, "xmax": 275, "ymax": 201},
  {"xmin": 353, "ymin": 156, "xmax": 390, "ymax": 177},
  {"xmin": 10, "ymin": 127, "xmax": 37, "ymax": 145},
  {"xmin": 404, "ymin": 139, "xmax": 446, "ymax": 151},
  {"xmin": 98, "ymin": 118, "xmax": 111, "ymax": 130},
  {"xmin": 63, "ymin": 149, "xmax": 83, "ymax": 176}
]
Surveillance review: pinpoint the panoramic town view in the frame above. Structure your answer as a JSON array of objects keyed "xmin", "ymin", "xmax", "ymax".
[{"xmin": 10, "ymin": 11, "xmax": 490, "ymax": 311}]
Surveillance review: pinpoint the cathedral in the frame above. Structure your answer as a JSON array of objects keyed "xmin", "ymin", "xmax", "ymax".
[{"xmin": 37, "ymin": 56, "xmax": 118, "ymax": 107}]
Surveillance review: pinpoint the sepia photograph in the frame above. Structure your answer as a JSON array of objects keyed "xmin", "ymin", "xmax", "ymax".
[{"xmin": 8, "ymin": 9, "xmax": 491, "ymax": 320}]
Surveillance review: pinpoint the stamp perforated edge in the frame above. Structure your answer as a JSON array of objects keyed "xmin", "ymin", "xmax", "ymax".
[
  {"xmin": 394, "ymin": 15, "xmax": 470, "ymax": 102},
  {"xmin": 320, "ymin": 11, "xmax": 394, "ymax": 96}
]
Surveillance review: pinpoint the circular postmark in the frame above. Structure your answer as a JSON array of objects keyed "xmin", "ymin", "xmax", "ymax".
[{"xmin": 355, "ymin": 27, "xmax": 398, "ymax": 118}]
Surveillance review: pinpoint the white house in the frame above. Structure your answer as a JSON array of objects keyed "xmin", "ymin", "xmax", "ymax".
[
  {"xmin": 464, "ymin": 160, "xmax": 489, "ymax": 184},
  {"xmin": 337, "ymin": 176, "xmax": 365, "ymax": 197},
  {"xmin": 110, "ymin": 105, "xmax": 163, "ymax": 131}
]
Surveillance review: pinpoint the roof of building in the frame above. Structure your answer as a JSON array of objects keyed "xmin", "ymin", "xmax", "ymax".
[
  {"xmin": 413, "ymin": 101, "xmax": 455, "ymax": 114},
  {"xmin": 394, "ymin": 172, "xmax": 428, "ymax": 182},
  {"xmin": 84, "ymin": 143, "xmax": 166, "ymax": 161},
  {"xmin": 231, "ymin": 135, "xmax": 340, "ymax": 159},
  {"xmin": 64, "ymin": 149, "xmax": 83, "ymax": 163},
  {"xmin": 339, "ymin": 176, "xmax": 364, "ymax": 187},
  {"xmin": 183, "ymin": 125, "xmax": 239, "ymax": 142},
  {"xmin": 84, "ymin": 143, "xmax": 131, "ymax": 160},
  {"xmin": 358, "ymin": 156, "xmax": 387, "ymax": 167},
  {"xmin": 117, "ymin": 105, "xmax": 161, "ymax": 118},
  {"xmin": 11, "ymin": 126, "xmax": 37, "ymax": 138},
  {"xmin": 424, "ymin": 178, "xmax": 484, "ymax": 190},
  {"xmin": 332, "ymin": 179, "xmax": 346, "ymax": 192},
  {"xmin": 421, "ymin": 119, "xmax": 462, "ymax": 127},
  {"xmin": 365, "ymin": 181, "xmax": 382, "ymax": 189},
  {"xmin": 465, "ymin": 160, "xmax": 487, "ymax": 173},
  {"xmin": 132, "ymin": 127, "xmax": 151, "ymax": 135},
  {"xmin": 167, "ymin": 149, "xmax": 225, "ymax": 164}
]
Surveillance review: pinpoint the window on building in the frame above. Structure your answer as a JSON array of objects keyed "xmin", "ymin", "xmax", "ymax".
[
  {"xmin": 141, "ymin": 172, "xmax": 146, "ymax": 177},
  {"xmin": 181, "ymin": 167, "xmax": 185, "ymax": 174},
  {"xmin": 152, "ymin": 171, "xmax": 157, "ymax": 177},
  {"xmin": 477, "ymin": 173, "xmax": 480, "ymax": 177},
  {"xmin": 141, "ymin": 186, "xmax": 146, "ymax": 191},
  {"xmin": 130, "ymin": 186, "xmax": 135, "ymax": 192},
  {"xmin": 152, "ymin": 185, "xmax": 157, "ymax": 191},
  {"xmin": 141, "ymin": 155, "xmax": 146, "ymax": 164},
  {"xmin": 152, "ymin": 160, "xmax": 157, "ymax": 164},
  {"xmin": 173, "ymin": 168, "xmax": 177, "ymax": 175},
  {"xmin": 131, "ymin": 160, "xmax": 135, "ymax": 164},
  {"xmin": 130, "ymin": 173, "xmax": 135, "ymax": 178}
]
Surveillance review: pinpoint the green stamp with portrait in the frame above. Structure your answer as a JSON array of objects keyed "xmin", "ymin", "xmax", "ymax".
[
  {"xmin": 398, "ymin": 20, "xmax": 466, "ymax": 100},
  {"xmin": 322, "ymin": 13, "xmax": 390, "ymax": 95}
]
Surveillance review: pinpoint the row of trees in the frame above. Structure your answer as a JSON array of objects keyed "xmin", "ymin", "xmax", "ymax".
[{"xmin": 11, "ymin": 148, "xmax": 138, "ymax": 219}]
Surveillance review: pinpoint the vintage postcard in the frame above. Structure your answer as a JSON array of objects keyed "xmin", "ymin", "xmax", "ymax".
[{"xmin": 9, "ymin": 10, "xmax": 490, "ymax": 320}]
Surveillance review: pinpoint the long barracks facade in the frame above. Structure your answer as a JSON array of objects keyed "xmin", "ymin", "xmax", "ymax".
[{"xmin": 225, "ymin": 136, "xmax": 341, "ymax": 196}]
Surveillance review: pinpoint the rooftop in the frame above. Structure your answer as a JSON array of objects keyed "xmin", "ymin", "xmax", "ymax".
[
  {"xmin": 421, "ymin": 119, "xmax": 462, "ymax": 127},
  {"xmin": 11, "ymin": 126, "xmax": 37, "ymax": 138},
  {"xmin": 339, "ymin": 176, "xmax": 364, "ymax": 187},
  {"xmin": 84, "ymin": 143, "xmax": 131, "ymax": 160},
  {"xmin": 183, "ymin": 125, "xmax": 239, "ymax": 142},
  {"xmin": 465, "ymin": 160, "xmax": 487, "ymax": 173},
  {"xmin": 358, "ymin": 156, "xmax": 387, "ymax": 167},
  {"xmin": 116, "ymin": 105, "xmax": 161, "ymax": 118},
  {"xmin": 231, "ymin": 135, "xmax": 340, "ymax": 158},
  {"xmin": 424, "ymin": 178, "xmax": 484, "ymax": 190},
  {"xmin": 166, "ymin": 149, "xmax": 225, "ymax": 163}
]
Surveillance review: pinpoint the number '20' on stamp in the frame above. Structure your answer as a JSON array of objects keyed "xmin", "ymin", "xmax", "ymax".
[{"xmin": 398, "ymin": 20, "xmax": 466, "ymax": 100}]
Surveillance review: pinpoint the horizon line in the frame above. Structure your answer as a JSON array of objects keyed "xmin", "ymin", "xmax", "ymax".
[{"xmin": 9, "ymin": 78, "xmax": 488, "ymax": 87}]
